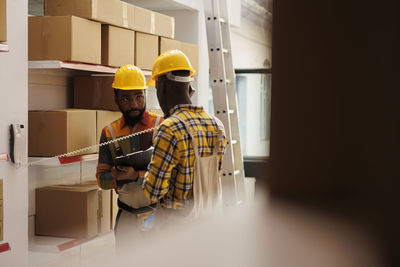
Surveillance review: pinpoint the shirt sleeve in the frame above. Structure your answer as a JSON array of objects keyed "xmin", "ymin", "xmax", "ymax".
[
  {"xmin": 143, "ymin": 125, "xmax": 179, "ymax": 202},
  {"xmin": 96, "ymin": 129, "xmax": 117, "ymax": 190}
]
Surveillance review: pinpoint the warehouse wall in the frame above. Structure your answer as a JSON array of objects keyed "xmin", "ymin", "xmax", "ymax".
[{"xmin": 0, "ymin": 0, "xmax": 29, "ymax": 266}]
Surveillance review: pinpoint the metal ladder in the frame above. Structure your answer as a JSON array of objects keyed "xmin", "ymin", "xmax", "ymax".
[{"xmin": 204, "ymin": 0, "xmax": 246, "ymax": 205}]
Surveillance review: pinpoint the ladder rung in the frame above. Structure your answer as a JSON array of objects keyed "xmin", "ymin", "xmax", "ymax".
[
  {"xmin": 222, "ymin": 48, "xmax": 229, "ymax": 53},
  {"xmin": 228, "ymin": 109, "xmax": 234, "ymax": 114},
  {"xmin": 219, "ymin": 18, "xmax": 227, "ymax": 23},
  {"xmin": 231, "ymin": 139, "xmax": 238, "ymax": 145},
  {"xmin": 225, "ymin": 79, "xmax": 232, "ymax": 84},
  {"xmin": 234, "ymin": 170, "xmax": 240, "ymax": 175}
]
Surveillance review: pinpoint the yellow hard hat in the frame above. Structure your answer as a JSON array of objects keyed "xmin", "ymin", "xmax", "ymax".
[
  {"xmin": 147, "ymin": 50, "xmax": 195, "ymax": 87},
  {"xmin": 112, "ymin": 65, "xmax": 147, "ymax": 90}
]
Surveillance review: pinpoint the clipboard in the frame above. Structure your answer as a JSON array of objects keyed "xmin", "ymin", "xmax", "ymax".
[{"xmin": 114, "ymin": 146, "xmax": 154, "ymax": 170}]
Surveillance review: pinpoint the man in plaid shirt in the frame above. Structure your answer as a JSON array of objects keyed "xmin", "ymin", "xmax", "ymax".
[{"xmin": 131, "ymin": 50, "xmax": 227, "ymax": 216}]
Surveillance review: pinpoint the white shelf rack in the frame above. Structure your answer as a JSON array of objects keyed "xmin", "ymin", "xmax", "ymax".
[
  {"xmin": 0, "ymin": 42, "xmax": 9, "ymax": 52},
  {"xmin": 28, "ymin": 153, "xmax": 99, "ymax": 166},
  {"xmin": 28, "ymin": 60, "xmax": 152, "ymax": 75},
  {"xmin": 29, "ymin": 231, "xmax": 113, "ymax": 253}
]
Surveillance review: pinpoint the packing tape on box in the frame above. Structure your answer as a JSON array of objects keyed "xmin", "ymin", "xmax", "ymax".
[
  {"xmin": 150, "ymin": 12, "xmax": 155, "ymax": 35},
  {"xmin": 172, "ymin": 18, "xmax": 175, "ymax": 39},
  {"xmin": 122, "ymin": 2, "xmax": 128, "ymax": 28},
  {"xmin": 92, "ymin": 0, "xmax": 98, "ymax": 20}
]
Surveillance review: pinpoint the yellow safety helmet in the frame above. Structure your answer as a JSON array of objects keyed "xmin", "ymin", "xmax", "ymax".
[
  {"xmin": 147, "ymin": 50, "xmax": 195, "ymax": 87},
  {"xmin": 112, "ymin": 64, "xmax": 147, "ymax": 90}
]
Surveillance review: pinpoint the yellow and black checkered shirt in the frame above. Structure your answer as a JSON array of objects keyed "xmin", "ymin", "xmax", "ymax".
[{"xmin": 143, "ymin": 104, "xmax": 227, "ymax": 209}]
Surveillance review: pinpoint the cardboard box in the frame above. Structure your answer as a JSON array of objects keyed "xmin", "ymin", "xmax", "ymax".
[
  {"xmin": 0, "ymin": 179, "xmax": 2, "ymax": 200},
  {"xmin": 102, "ymin": 25, "xmax": 135, "ymax": 67},
  {"xmin": 154, "ymin": 12, "xmax": 174, "ymax": 39},
  {"xmin": 28, "ymin": 109, "xmax": 97, "ymax": 157},
  {"xmin": 0, "ymin": 0, "xmax": 6, "ymax": 42},
  {"xmin": 96, "ymin": 110, "xmax": 121, "ymax": 144},
  {"xmin": 135, "ymin": 32, "xmax": 158, "ymax": 70},
  {"xmin": 36, "ymin": 182, "xmax": 110, "ymax": 239},
  {"xmin": 131, "ymin": 5, "xmax": 152, "ymax": 34},
  {"xmin": 74, "ymin": 76, "xmax": 119, "ymax": 111},
  {"xmin": 180, "ymin": 42, "xmax": 199, "ymax": 75},
  {"xmin": 0, "ymin": 219, "xmax": 3, "ymax": 241},
  {"xmin": 45, "ymin": 0, "xmax": 131, "ymax": 29},
  {"xmin": 28, "ymin": 16, "xmax": 101, "ymax": 64},
  {"xmin": 160, "ymin": 37, "xmax": 199, "ymax": 73},
  {"xmin": 0, "ymin": 200, "xmax": 3, "ymax": 220}
]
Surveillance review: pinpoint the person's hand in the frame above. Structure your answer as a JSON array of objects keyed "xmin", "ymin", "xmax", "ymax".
[{"xmin": 111, "ymin": 165, "xmax": 139, "ymax": 181}]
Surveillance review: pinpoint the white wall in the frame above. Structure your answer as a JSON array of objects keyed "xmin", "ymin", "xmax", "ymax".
[
  {"xmin": 231, "ymin": 6, "xmax": 272, "ymax": 157},
  {"xmin": 0, "ymin": 0, "xmax": 29, "ymax": 266}
]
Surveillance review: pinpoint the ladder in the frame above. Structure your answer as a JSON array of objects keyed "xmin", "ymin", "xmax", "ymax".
[{"xmin": 203, "ymin": 0, "xmax": 246, "ymax": 205}]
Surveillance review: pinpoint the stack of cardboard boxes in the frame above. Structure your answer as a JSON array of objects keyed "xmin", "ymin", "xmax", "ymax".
[
  {"xmin": 0, "ymin": 0, "xmax": 6, "ymax": 43},
  {"xmin": 29, "ymin": 0, "xmax": 199, "ymax": 239},
  {"xmin": 28, "ymin": 0, "xmax": 199, "ymax": 158},
  {"xmin": 28, "ymin": 0, "xmax": 199, "ymax": 70}
]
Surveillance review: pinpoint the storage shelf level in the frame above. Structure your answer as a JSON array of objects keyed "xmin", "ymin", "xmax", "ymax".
[
  {"xmin": 29, "ymin": 231, "xmax": 113, "ymax": 253},
  {"xmin": 28, "ymin": 153, "xmax": 99, "ymax": 166},
  {"xmin": 28, "ymin": 60, "xmax": 152, "ymax": 75},
  {"xmin": 0, "ymin": 43, "xmax": 9, "ymax": 52}
]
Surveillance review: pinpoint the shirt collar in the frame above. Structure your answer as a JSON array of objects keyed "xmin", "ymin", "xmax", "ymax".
[
  {"xmin": 120, "ymin": 110, "xmax": 150, "ymax": 129},
  {"xmin": 169, "ymin": 104, "xmax": 204, "ymax": 116}
]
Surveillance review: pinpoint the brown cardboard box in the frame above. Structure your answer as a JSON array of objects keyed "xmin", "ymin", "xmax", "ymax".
[
  {"xmin": 28, "ymin": 16, "xmax": 101, "ymax": 64},
  {"xmin": 0, "ymin": 179, "xmax": 2, "ymax": 200},
  {"xmin": 45, "ymin": 0, "xmax": 130, "ymax": 29},
  {"xmin": 45, "ymin": 0, "xmax": 174, "ymax": 37},
  {"xmin": 102, "ymin": 25, "xmax": 135, "ymax": 67},
  {"xmin": 159, "ymin": 37, "xmax": 180, "ymax": 52},
  {"xmin": 131, "ymin": 5, "xmax": 153, "ymax": 33},
  {"xmin": 96, "ymin": 110, "xmax": 121, "ymax": 144},
  {"xmin": 135, "ymin": 32, "xmax": 158, "ymax": 70},
  {"xmin": 74, "ymin": 76, "xmax": 118, "ymax": 111},
  {"xmin": 0, "ymin": 200, "xmax": 3, "ymax": 220},
  {"xmin": 0, "ymin": 219, "xmax": 3, "ymax": 241},
  {"xmin": 36, "ymin": 182, "xmax": 110, "ymax": 239},
  {"xmin": 0, "ymin": 0, "xmax": 6, "ymax": 42},
  {"xmin": 160, "ymin": 37, "xmax": 199, "ymax": 73},
  {"xmin": 28, "ymin": 109, "xmax": 97, "ymax": 157},
  {"xmin": 180, "ymin": 42, "xmax": 199, "ymax": 74},
  {"xmin": 154, "ymin": 12, "xmax": 174, "ymax": 39}
]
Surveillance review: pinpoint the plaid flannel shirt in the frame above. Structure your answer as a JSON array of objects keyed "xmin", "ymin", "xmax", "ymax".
[{"xmin": 143, "ymin": 104, "xmax": 227, "ymax": 209}]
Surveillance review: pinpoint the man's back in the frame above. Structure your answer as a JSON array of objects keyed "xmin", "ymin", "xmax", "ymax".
[{"xmin": 144, "ymin": 104, "xmax": 227, "ymax": 209}]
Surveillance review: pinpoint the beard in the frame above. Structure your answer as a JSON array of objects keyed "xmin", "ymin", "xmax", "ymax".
[{"xmin": 118, "ymin": 104, "xmax": 146, "ymax": 127}]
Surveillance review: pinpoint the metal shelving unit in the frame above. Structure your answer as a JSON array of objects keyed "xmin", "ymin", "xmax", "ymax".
[{"xmin": 28, "ymin": 153, "xmax": 99, "ymax": 166}]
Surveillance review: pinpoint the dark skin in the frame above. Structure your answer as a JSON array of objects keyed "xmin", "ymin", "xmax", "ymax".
[
  {"xmin": 112, "ymin": 89, "xmax": 146, "ymax": 182},
  {"xmin": 156, "ymin": 71, "xmax": 192, "ymax": 117}
]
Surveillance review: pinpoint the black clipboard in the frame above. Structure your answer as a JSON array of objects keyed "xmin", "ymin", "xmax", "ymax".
[{"xmin": 114, "ymin": 146, "xmax": 154, "ymax": 170}]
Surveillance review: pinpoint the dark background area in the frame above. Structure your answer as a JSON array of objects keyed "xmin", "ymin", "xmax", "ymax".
[{"xmin": 265, "ymin": 0, "xmax": 400, "ymax": 265}]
